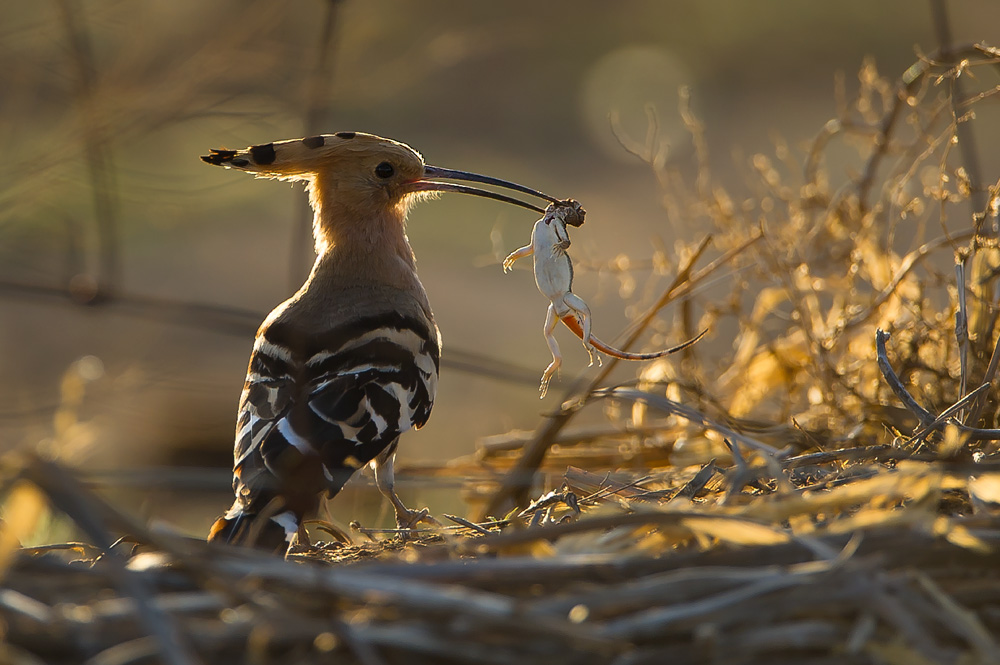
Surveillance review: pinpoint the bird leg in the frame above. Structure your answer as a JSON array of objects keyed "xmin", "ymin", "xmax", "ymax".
[
  {"xmin": 284, "ymin": 521, "xmax": 312, "ymax": 558},
  {"xmin": 372, "ymin": 447, "xmax": 436, "ymax": 531}
]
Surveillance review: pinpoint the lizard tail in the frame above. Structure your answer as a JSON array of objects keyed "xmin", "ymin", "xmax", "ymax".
[{"xmin": 559, "ymin": 315, "xmax": 707, "ymax": 360}]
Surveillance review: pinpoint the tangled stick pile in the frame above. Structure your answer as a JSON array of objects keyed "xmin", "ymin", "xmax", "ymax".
[{"xmin": 3, "ymin": 451, "xmax": 1000, "ymax": 664}]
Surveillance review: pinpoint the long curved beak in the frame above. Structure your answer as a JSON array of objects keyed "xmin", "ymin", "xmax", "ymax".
[{"xmin": 410, "ymin": 165, "xmax": 559, "ymax": 214}]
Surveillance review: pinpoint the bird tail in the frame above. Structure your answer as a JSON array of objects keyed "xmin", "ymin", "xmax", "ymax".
[{"xmin": 207, "ymin": 500, "xmax": 301, "ymax": 554}]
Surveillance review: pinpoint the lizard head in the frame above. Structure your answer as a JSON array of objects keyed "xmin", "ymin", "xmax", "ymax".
[{"xmin": 546, "ymin": 199, "xmax": 586, "ymax": 227}]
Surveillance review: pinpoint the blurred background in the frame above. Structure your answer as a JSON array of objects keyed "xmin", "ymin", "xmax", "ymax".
[{"xmin": 1, "ymin": 0, "xmax": 998, "ymax": 536}]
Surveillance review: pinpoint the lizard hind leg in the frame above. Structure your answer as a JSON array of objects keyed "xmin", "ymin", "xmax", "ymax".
[
  {"xmin": 540, "ymin": 304, "xmax": 561, "ymax": 398},
  {"xmin": 563, "ymin": 293, "xmax": 600, "ymax": 367}
]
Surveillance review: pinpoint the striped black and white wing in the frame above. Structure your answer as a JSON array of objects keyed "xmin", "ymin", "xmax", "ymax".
[{"xmin": 230, "ymin": 311, "xmax": 440, "ymax": 514}]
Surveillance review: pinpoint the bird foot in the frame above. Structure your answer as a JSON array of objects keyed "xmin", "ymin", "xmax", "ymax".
[
  {"xmin": 397, "ymin": 506, "xmax": 428, "ymax": 529},
  {"xmin": 394, "ymin": 506, "xmax": 440, "ymax": 538},
  {"xmin": 283, "ymin": 525, "xmax": 312, "ymax": 558}
]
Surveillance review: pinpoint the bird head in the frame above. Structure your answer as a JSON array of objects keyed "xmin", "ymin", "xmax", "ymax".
[{"xmin": 201, "ymin": 132, "xmax": 557, "ymax": 219}]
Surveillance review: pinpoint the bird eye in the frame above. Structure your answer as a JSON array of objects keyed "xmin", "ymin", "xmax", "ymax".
[{"xmin": 374, "ymin": 162, "xmax": 395, "ymax": 179}]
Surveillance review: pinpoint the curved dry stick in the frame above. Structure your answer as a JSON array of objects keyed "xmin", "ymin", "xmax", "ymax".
[
  {"xmin": 875, "ymin": 329, "xmax": 1000, "ymax": 444},
  {"xmin": 905, "ymin": 383, "xmax": 989, "ymax": 447},
  {"xmin": 875, "ymin": 329, "xmax": 935, "ymax": 426}
]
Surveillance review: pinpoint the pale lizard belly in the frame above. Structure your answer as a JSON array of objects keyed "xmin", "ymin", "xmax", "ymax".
[{"xmin": 533, "ymin": 250, "xmax": 573, "ymax": 305}]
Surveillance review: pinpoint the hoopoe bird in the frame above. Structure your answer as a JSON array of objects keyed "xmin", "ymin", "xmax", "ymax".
[{"xmin": 202, "ymin": 132, "xmax": 556, "ymax": 553}]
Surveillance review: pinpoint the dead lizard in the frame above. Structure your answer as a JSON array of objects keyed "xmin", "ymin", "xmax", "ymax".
[{"xmin": 503, "ymin": 199, "xmax": 705, "ymax": 397}]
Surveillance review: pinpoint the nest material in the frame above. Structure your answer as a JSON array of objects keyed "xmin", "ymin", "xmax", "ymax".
[{"xmin": 3, "ymin": 450, "xmax": 1000, "ymax": 665}]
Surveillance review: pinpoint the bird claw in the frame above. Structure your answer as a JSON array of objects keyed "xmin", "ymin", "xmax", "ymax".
[
  {"xmin": 394, "ymin": 506, "xmax": 440, "ymax": 537},
  {"xmin": 283, "ymin": 523, "xmax": 313, "ymax": 558}
]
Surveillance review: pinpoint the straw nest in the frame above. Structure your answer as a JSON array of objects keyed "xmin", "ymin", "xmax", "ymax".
[{"xmin": 3, "ymin": 447, "xmax": 1000, "ymax": 665}]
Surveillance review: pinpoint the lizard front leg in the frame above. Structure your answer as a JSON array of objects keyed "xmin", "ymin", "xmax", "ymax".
[
  {"xmin": 551, "ymin": 216, "xmax": 571, "ymax": 254},
  {"xmin": 540, "ymin": 303, "xmax": 561, "ymax": 398},
  {"xmin": 503, "ymin": 244, "xmax": 534, "ymax": 273}
]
